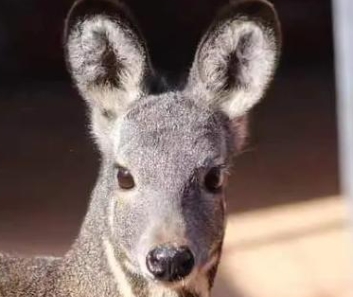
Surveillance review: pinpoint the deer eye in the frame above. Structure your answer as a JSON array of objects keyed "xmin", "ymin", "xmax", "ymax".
[
  {"xmin": 117, "ymin": 166, "xmax": 135, "ymax": 190},
  {"xmin": 204, "ymin": 166, "xmax": 225, "ymax": 193}
]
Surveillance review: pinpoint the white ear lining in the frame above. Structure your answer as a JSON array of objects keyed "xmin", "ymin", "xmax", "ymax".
[
  {"xmin": 218, "ymin": 21, "xmax": 277, "ymax": 117},
  {"xmin": 191, "ymin": 18, "xmax": 279, "ymax": 119},
  {"xmin": 67, "ymin": 15, "xmax": 146, "ymax": 109},
  {"xmin": 66, "ymin": 12, "xmax": 150, "ymax": 153}
]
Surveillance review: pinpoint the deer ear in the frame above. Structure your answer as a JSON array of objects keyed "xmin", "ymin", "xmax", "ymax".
[
  {"xmin": 188, "ymin": 0, "xmax": 281, "ymax": 119},
  {"xmin": 64, "ymin": 0, "xmax": 151, "ymax": 116}
]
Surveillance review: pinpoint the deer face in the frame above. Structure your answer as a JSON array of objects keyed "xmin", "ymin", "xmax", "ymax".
[
  {"xmin": 65, "ymin": 0, "xmax": 280, "ymax": 293},
  {"xmin": 106, "ymin": 94, "xmax": 231, "ymax": 284}
]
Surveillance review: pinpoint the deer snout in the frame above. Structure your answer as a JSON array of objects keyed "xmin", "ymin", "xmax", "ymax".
[{"xmin": 146, "ymin": 245, "xmax": 195, "ymax": 282}]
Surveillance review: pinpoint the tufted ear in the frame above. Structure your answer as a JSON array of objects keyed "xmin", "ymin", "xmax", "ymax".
[
  {"xmin": 64, "ymin": 0, "xmax": 152, "ymax": 117},
  {"xmin": 64, "ymin": 0, "xmax": 153, "ymax": 151},
  {"xmin": 188, "ymin": 0, "xmax": 281, "ymax": 119}
]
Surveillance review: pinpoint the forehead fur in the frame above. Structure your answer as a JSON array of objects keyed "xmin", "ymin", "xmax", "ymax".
[{"xmin": 114, "ymin": 92, "xmax": 232, "ymax": 184}]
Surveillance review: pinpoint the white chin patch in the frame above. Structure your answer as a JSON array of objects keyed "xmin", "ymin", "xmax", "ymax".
[{"xmin": 103, "ymin": 238, "xmax": 136, "ymax": 297}]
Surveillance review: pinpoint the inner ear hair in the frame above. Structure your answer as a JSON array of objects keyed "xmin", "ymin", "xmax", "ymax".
[
  {"xmin": 189, "ymin": 0, "xmax": 281, "ymax": 119},
  {"xmin": 64, "ymin": 0, "xmax": 152, "ymax": 107}
]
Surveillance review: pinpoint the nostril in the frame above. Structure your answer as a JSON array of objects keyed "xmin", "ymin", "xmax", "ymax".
[
  {"xmin": 174, "ymin": 246, "xmax": 194, "ymax": 277},
  {"xmin": 146, "ymin": 248, "xmax": 168, "ymax": 278},
  {"xmin": 146, "ymin": 246, "xmax": 195, "ymax": 282},
  {"xmin": 146, "ymin": 247, "xmax": 166, "ymax": 279}
]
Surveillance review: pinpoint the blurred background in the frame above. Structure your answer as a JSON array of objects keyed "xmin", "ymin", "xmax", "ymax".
[{"xmin": 0, "ymin": 0, "xmax": 352, "ymax": 297}]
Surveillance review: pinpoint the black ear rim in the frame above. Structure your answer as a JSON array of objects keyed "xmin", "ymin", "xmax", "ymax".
[
  {"xmin": 63, "ymin": 0, "xmax": 156, "ymax": 93},
  {"xmin": 64, "ymin": 0, "xmax": 143, "ymax": 45},
  {"xmin": 197, "ymin": 0, "xmax": 282, "ymax": 68},
  {"xmin": 228, "ymin": 0, "xmax": 281, "ymax": 44},
  {"xmin": 63, "ymin": 0, "xmax": 142, "ymax": 81}
]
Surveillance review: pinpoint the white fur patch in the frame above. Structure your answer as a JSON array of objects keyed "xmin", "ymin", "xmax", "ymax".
[
  {"xmin": 103, "ymin": 238, "xmax": 136, "ymax": 297},
  {"xmin": 148, "ymin": 285, "xmax": 180, "ymax": 297},
  {"xmin": 88, "ymin": 86, "xmax": 141, "ymax": 117},
  {"xmin": 108, "ymin": 198, "xmax": 117, "ymax": 234}
]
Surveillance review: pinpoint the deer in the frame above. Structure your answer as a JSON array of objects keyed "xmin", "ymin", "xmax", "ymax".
[{"xmin": 0, "ymin": 0, "xmax": 281, "ymax": 296}]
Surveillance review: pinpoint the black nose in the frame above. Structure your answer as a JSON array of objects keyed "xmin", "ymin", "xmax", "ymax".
[{"xmin": 146, "ymin": 246, "xmax": 195, "ymax": 282}]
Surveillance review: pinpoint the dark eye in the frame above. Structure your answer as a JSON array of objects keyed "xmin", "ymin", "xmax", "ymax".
[
  {"xmin": 204, "ymin": 166, "xmax": 225, "ymax": 193},
  {"xmin": 117, "ymin": 166, "xmax": 135, "ymax": 190}
]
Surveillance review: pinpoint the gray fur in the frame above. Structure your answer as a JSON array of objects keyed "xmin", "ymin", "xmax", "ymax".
[{"xmin": 0, "ymin": 0, "xmax": 281, "ymax": 296}]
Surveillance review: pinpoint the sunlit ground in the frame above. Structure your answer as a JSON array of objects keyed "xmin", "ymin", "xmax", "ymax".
[{"xmin": 214, "ymin": 197, "xmax": 353, "ymax": 297}]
